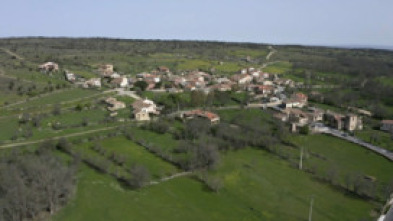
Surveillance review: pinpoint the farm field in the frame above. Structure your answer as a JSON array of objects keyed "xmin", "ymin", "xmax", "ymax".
[{"xmin": 53, "ymin": 147, "xmax": 377, "ymax": 221}]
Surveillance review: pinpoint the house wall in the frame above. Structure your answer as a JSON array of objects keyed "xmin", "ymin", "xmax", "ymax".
[
  {"xmin": 381, "ymin": 123, "xmax": 393, "ymax": 132},
  {"xmin": 135, "ymin": 112, "xmax": 150, "ymax": 121}
]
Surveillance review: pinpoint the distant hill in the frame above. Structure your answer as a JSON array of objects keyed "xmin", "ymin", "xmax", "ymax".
[{"xmin": 333, "ymin": 44, "xmax": 393, "ymax": 51}]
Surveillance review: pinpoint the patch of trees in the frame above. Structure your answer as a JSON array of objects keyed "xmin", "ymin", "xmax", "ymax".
[
  {"xmin": 141, "ymin": 119, "xmax": 170, "ymax": 134},
  {"xmin": 133, "ymin": 80, "xmax": 148, "ymax": 91},
  {"xmin": 127, "ymin": 165, "xmax": 151, "ymax": 188},
  {"xmin": 0, "ymin": 148, "xmax": 77, "ymax": 221},
  {"xmin": 276, "ymin": 46, "xmax": 393, "ymax": 118},
  {"xmin": 303, "ymin": 161, "xmax": 393, "ymax": 202},
  {"xmin": 175, "ymin": 139, "xmax": 220, "ymax": 170},
  {"xmin": 56, "ymin": 135, "xmax": 152, "ymax": 189}
]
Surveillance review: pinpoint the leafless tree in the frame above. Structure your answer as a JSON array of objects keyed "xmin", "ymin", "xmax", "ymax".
[
  {"xmin": 128, "ymin": 165, "xmax": 150, "ymax": 188},
  {"xmin": 0, "ymin": 151, "xmax": 76, "ymax": 221}
]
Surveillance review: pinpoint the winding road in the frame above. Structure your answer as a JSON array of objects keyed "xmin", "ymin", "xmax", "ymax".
[
  {"xmin": 322, "ymin": 128, "xmax": 393, "ymax": 162},
  {"xmin": 266, "ymin": 46, "xmax": 277, "ymax": 61}
]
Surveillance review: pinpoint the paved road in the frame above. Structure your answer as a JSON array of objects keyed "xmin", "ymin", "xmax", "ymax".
[{"xmin": 322, "ymin": 128, "xmax": 393, "ymax": 162}]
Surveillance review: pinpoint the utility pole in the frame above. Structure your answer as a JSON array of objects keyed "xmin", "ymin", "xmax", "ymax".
[
  {"xmin": 299, "ymin": 147, "xmax": 303, "ymax": 170},
  {"xmin": 308, "ymin": 196, "xmax": 314, "ymax": 221}
]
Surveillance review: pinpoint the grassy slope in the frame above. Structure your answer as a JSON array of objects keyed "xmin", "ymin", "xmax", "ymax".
[
  {"xmin": 53, "ymin": 147, "xmax": 375, "ymax": 221},
  {"xmin": 290, "ymin": 134, "xmax": 393, "ymax": 184},
  {"xmin": 98, "ymin": 136, "xmax": 179, "ymax": 178},
  {"xmin": 0, "ymin": 116, "xmax": 19, "ymax": 141},
  {"xmin": 356, "ymin": 129, "xmax": 393, "ymax": 152},
  {"xmin": 7, "ymin": 88, "xmax": 101, "ymax": 109}
]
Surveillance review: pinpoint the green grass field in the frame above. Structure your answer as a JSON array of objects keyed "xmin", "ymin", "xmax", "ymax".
[
  {"xmin": 7, "ymin": 88, "xmax": 101, "ymax": 110},
  {"xmin": 213, "ymin": 62, "xmax": 243, "ymax": 75},
  {"xmin": 0, "ymin": 116, "xmax": 20, "ymax": 141},
  {"xmin": 97, "ymin": 136, "xmax": 179, "ymax": 178},
  {"xmin": 290, "ymin": 134, "xmax": 393, "ymax": 185},
  {"xmin": 356, "ymin": 129, "xmax": 393, "ymax": 152},
  {"xmin": 127, "ymin": 127, "xmax": 179, "ymax": 154},
  {"xmin": 177, "ymin": 59, "xmax": 212, "ymax": 71},
  {"xmin": 42, "ymin": 108, "xmax": 108, "ymax": 127},
  {"xmin": 53, "ymin": 147, "xmax": 377, "ymax": 221},
  {"xmin": 262, "ymin": 61, "xmax": 292, "ymax": 74}
]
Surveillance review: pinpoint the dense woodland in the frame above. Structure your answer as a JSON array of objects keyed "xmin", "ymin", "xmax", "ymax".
[{"xmin": 0, "ymin": 145, "xmax": 77, "ymax": 221}]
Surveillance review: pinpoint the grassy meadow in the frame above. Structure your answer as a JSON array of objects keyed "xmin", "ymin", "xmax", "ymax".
[{"xmin": 53, "ymin": 146, "xmax": 378, "ymax": 221}]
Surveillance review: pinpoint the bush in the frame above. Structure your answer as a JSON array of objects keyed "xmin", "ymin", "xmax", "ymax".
[
  {"xmin": 299, "ymin": 126, "xmax": 310, "ymax": 135},
  {"xmin": 128, "ymin": 165, "xmax": 151, "ymax": 188}
]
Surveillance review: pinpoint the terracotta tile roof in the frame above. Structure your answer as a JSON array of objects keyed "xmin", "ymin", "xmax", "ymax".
[
  {"xmin": 111, "ymin": 77, "xmax": 123, "ymax": 84},
  {"xmin": 184, "ymin": 109, "xmax": 219, "ymax": 121},
  {"xmin": 382, "ymin": 120, "xmax": 393, "ymax": 125}
]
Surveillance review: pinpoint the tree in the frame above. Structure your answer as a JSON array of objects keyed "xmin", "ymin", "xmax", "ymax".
[
  {"xmin": 184, "ymin": 118, "xmax": 210, "ymax": 140},
  {"xmin": 19, "ymin": 113, "xmax": 30, "ymax": 125},
  {"xmin": 52, "ymin": 104, "xmax": 61, "ymax": 116},
  {"xmin": 195, "ymin": 142, "xmax": 220, "ymax": 169},
  {"xmin": 190, "ymin": 90, "xmax": 206, "ymax": 107},
  {"xmin": 81, "ymin": 117, "xmax": 89, "ymax": 127},
  {"xmin": 177, "ymin": 140, "xmax": 220, "ymax": 170},
  {"xmin": 134, "ymin": 81, "xmax": 148, "ymax": 91},
  {"xmin": 37, "ymin": 139, "xmax": 56, "ymax": 154},
  {"xmin": 299, "ymin": 126, "xmax": 310, "ymax": 135},
  {"xmin": 31, "ymin": 115, "xmax": 42, "ymax": 128},
  {"xmin": 57, "ymin": 137, "xmax": 72, "ymax": 153},
  {"xmin": 0, "ymin": 151, "xmax": 76, "ymax": 220},
  {"xmin": 128, "ymin": 165, "xmax": 150, "ymax": 188},
  {"xmin": 206, "ymin": 177, "xmax": 223, "ymax": 193},
  {"xmin": 8, "ymin": 81, "xmax": 15, "ymax": 90},
  {"xmin": 75, "ymin": 103, "xmax": 83, "ymax": 111}
]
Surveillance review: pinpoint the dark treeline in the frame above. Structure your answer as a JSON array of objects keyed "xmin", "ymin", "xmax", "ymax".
[
  {"xmin": 0, "ymin": 37, "xmax": 268, "ymax": 61},
  {"xmin": 0, "ymin": 146, "xmax": 77, "ymax": 221},
  {"xmin": 275, "ymin": 45, "xmax": 393, "ymax": 118}
]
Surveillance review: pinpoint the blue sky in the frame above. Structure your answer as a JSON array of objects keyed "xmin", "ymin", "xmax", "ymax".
[{"xmin": 1, "ymin": 0, "xmax": 392, "ymax": 46}]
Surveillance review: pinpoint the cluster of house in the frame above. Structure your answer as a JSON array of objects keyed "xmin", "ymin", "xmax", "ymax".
[
  {"xmin": 132, "ymin": 66, "xmax": 302, "ymax": 97},
  {"xmin": 103, "ymin": 96, "xmax": 161, "ymax": 121},
  {"xmin": 42, "ymin": 62, "xmax": 384, "ymax": 135},
  {"xmin": 103, "ymin": 94, "xmax": 222, "ymax": 124},
  {"xmin": 273, "ymin": 93, "xmax": 364, "ymax": 132},
  {"xmin": 62, "ymin": 64, "xmax": 122, "ymax": 88},
  {"xmin": 131, "ymin": 99, "xmax": 160, "ymax": 121},
  {"xmin": 53, "ymin": 62, "xmax": 298, "ymax": 103}
]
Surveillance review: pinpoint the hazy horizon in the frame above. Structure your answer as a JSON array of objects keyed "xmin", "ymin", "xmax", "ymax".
[{"xmin": 1, "ymin": 0, "xmax": 393, "ymax": 48}]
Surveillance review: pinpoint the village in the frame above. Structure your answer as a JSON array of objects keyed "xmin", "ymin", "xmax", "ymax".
[
  {"xmin": 36, "ymin": 61, "xmax": 393, "ymax": 137},
  {"xmin": 1, "ymin": 37, "xmax": 392, "ymax": 221}
]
